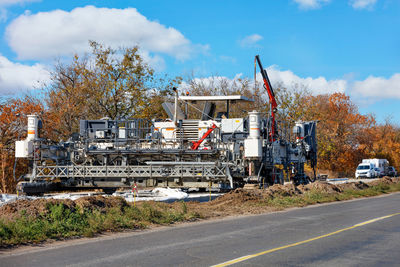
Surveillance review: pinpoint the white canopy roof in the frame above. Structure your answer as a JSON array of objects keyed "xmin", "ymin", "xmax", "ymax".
[{"xmin": 179, "ymin": 95, "xmax": 254, "ymax": 102}]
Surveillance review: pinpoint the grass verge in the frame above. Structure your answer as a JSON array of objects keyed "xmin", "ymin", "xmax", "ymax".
[
  {"xmin": 263, "ymin": 181, "xmax": 400, "ymax": 209},
  {"xmin": 0, "ymin": 201, "xmax": 199, "ymax": 247},
  {"xmin": 1, "ymin": 179, "xmax": 400, "ymax": 247}
]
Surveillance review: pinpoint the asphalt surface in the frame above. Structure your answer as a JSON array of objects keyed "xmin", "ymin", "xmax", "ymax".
[{"xmin": 1, "ymin": 192, "xmax": 400, "ymax": 267}]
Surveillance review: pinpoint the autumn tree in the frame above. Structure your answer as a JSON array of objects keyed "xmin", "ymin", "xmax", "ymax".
[
  {"xmin": 271, "ymin": 82, "xmax": 311, "ymax": 123},
  {"xmin": 46, "ymin": 41, "xmax": 180, "ymax": 139},
  {"xmin": 138, "ymin": 75, "xmax": 183, "ymax": 119},
  {"xmin": 45, "ymin": 56, "xmax": 89, "ymax": 140},
  {"xmin": 302, "ymin": 93, "xmax": 375, "ymax": 175},
  {"xmin": 0, "ymin": 97, "xmax": 44, "ymax": 193},
  {"xmin": 84, "ymin": 41, "xmax": 157, "ymax": 119},
  {"xmin": 365, "ymin": 120, "xmax": 400, "ymax": 172}
]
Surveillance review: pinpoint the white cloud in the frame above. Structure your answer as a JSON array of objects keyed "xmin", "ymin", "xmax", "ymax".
[
  {"xmin": 179, "ymin": 66, "xmax": 346, "ymax": 96},
  {"xmin": 0, "ymin": 54, "xmax": 50, "ymax": 95},
  {"xmin": 6, "ymin": 5, "xmax": 206, "ymax": 61},
  {"xmin": 137, "ymin": 50, "xmax": 166, "ymax": 72},
  {"xmin": 179, "ymin": 66, "xmax": 400, "ymax": 104},
  {"xmin": 0, "ymin": 0, "xmax": 40, "ymax": 21},
  {"xmin": 239, "ymin": 34, "xmax": 263, "ymax": 47},
  {"xmin": 0, "ymin": 0, "xmax": 40, "ymax": 6},
  {"xmin": 351, "ymin": 74, "xmax": 400, "ymax": 99},
  {"xmin": 293, "ymin": 0, "xmax": 331, "ymax": 10},
  {"xmin": 179, "ymin": 74, "xmax": 244, "ymax": 92},
  {"xmin": 0, "ymin": 7, "xmax": 6, "ymax": 21},
  {"xmin": 350, "ymin": 0, "xmax": 377, "ymax": 10},
  {"xmin": 264, "ymin": 65, "xmax": 347, "ymax": 94}
]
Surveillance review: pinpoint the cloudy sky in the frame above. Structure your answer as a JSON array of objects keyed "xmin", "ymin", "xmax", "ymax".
[{"xmin": 0, "ymin": 0, "xmax": 399, "ymax": 122}]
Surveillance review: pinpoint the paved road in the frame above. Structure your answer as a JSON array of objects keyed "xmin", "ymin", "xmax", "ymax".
[{"xmin": 1, "ymin": 193, "xmax": 400, "ymax": 267}]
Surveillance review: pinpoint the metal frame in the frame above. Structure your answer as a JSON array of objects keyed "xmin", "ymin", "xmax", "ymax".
[{"xmin": 34, "ymin": 164, "xmax": 227, "ymax": 179}]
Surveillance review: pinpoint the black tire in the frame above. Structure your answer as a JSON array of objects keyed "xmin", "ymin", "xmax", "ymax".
[{"xmin": 103, "ymin": 188, "xmax": 116, "ymax": 195}]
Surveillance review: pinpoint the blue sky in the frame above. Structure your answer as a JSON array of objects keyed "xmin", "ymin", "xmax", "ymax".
[{"xmin": 0, "ymin": 0, "xmax": 399, "ymax": 123}]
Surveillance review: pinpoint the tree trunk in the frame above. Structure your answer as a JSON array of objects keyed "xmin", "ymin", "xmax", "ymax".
[{"xmin": 1, "ymin": 151, "xmax": 6, "ymax": 193}]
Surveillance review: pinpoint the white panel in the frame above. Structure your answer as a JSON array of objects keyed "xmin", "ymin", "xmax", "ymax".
[
  {"xmin": 119, "ymin": 128, "xmax": 126, "ymax": 139},
  {"xmin": 221, "ymin": 118, "xmax": 244, "ymax": 133},
  {"xmin": 95, "ymin": 130, "xmax": 105, "ymax": 138},
  {"xmin": 179, "ymin": 95, "xmax": 254, "ymax": 102},
  {"xmin": 15, "ymin": 140, "xmax": 31, "ymax": 158},
  {"xmin": 244, "ymin": 139, "xmax": 262, "ymax": 158},
  {"xmin": 154, "ymin": 121, "xmax": 176, "ymax": 141}
]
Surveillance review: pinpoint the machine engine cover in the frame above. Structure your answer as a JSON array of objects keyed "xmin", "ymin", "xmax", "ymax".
[
  {"xmin": 244, "ymin": 138, "xmax": 262, "ymax": 158},
  {"xmin": 15, "ymin": 140, "xmax": 33, "ymax": 158},
  {"xmin": 221, "ymin": 118, "xmax": 244, "ymax": 133}
]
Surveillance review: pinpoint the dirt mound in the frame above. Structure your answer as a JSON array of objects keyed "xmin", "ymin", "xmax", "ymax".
[
  {"xmin": 266, "ymin": 184, "xmax": 302, "ymax": 197},
  {"xmin": 202, "ymin": 184, "xmax": 305, "ymax": 217},
  {"xmin": 298, "ymin": 181, "xmax": 342, "ymax": 194},
  {"xmin": 211, "ymin": 184, "xmax": 302, "ymax": 206},
  {"xmin": 75, "ymin": 196, "xmax": 128, "ymax": 212},
  {"xmin": 0, "ymin": 198, "xmax": 75, "ymax": 221},
  {"xmin": 211, "ymin": 182, "xmax": 341, "ymax": 207},
  {"xmin": 337, "ymin": 181, "xmax": 369, "ymax": 191},
  {"xmin": 211, "ymin": 188, "xmax": 262, "ymax": 206},
  {"xmin": 0, "ymin": 196, "xmax": 128, "ymax": 222},
  {"xmin": 368, "ymin": 177, "xmax": 398, "ymax": 187}
]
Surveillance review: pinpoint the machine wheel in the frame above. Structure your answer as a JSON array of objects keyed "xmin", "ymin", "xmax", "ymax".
[{"xmin": 103, "ymin": 188, "xmax": 117, "ymax": 195}]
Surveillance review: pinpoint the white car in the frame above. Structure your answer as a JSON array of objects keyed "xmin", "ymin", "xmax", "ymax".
[{"xmin": 355, "ymin": 163, "xmax": 376, "ymax": 178}]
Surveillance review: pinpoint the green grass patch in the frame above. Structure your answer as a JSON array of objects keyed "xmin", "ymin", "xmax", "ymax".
[{"xmin": 0, "ymin": 200, "xmax": 199, "ymax": 247}]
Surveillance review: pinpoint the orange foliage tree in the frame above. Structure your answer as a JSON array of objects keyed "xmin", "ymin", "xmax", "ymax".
[
  {"xmin": 365, "ymin": 121, "xmax": 400, "ymax": 172},
  {"xmin": 303, "ymin": 93, "xmax": 375, "ymax": 176},
  {"xmin": 0, "ymin": 97, "xmax": 43, "ymax": 193}
]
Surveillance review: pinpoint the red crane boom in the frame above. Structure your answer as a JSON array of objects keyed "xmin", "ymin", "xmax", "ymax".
[
  {"xmin": 255, "ymin": 55, "xmax": 277, "ymax": 140},
  {"xmin": 191, "ymin": 123, "xmax": 217, "ymax": 150}
]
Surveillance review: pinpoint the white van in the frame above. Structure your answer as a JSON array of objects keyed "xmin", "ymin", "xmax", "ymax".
[
  {"xmin": 362, "ymin": 159, "xmax": 388, "ymax": 177},
  {"xmin": 355, "ymin": 163, "xmax": 376, "ymax": 178}
]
